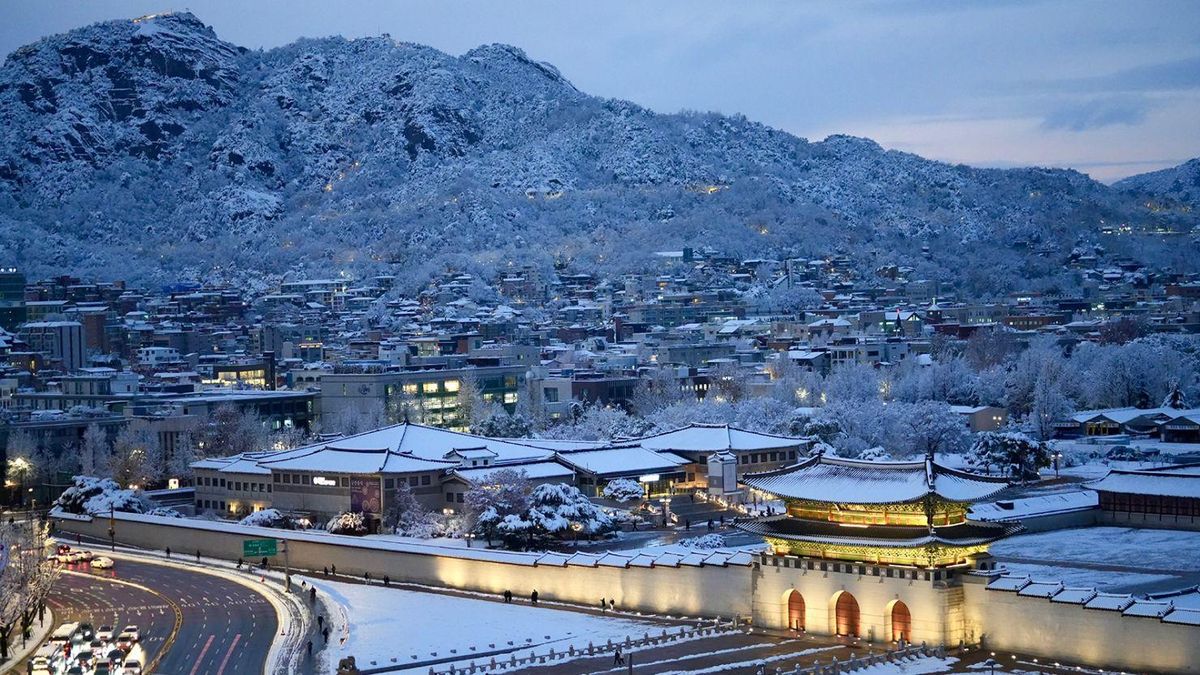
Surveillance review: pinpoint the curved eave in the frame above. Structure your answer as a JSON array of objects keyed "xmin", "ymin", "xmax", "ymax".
[{"xmin": 735, "ymin": 515, "xmax": 1022, "ymax": 548}]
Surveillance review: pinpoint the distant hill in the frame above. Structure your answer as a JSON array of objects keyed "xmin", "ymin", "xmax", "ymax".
[
  {"xmin": 1115, "ymin": 158, "xmax": 1200, "ymax": 210},
  {"xmin": 0, "ymin": 12, "xmax": 1195, "ymax": 292}
]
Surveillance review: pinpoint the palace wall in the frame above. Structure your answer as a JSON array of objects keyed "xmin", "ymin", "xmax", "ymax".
[
  {"xmin": 53, "ymin": 512, "xmax": 1200, "ymax": 673},
  {"xmin": 961, "ymin": 575, "xmax": 1200, "ymax": 674},
  {"xmin": 53, "ymin": 511, "xmax": 754, "ymax": 619}
]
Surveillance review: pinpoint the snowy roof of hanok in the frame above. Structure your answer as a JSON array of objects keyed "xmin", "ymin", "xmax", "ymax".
[
  {"xmin": 257, "ymin": 445, "xmax": 457, "ymax": 475},
  {"xmin": 534, "ymin": 552, "xmax": 570, "ymax": 567},
  {"xmin": 452, "ymin": 461, "xmax": 575, "ymax": 484},
  {"xmin": 969, "ymin": 490, "xmax": 1098, "ymax": 522},
  {"xmin": 1050, "ymin": 588, "xmax": 1098, "ymax": 605},
  {"xmin": 627, "ymin": 423, "xmax": 805, "ymax": 453},
  {"xmin": 1018, "ymin": 581, "xmax": 1064, "ymax": 598},
  {"xmin": 1085, "ymin": 464, "xmax": 1200, "ymax": 499},
  {"xmin": 596, "ymin": 553, "xmax": 632, "ymax": 568},
  {"xmin": 742, "ymin": 455, "xmax": 1011, "ymax": 504},
  {"xmin": 986, "ymin": 575, "xmax": 1032, "ymax": 592},
  {"xmin": 1122, "ymin": 599, "xmax": 1173, "ymax": 618},
  {"xmin": 444, "ymin": 447, "xmax": 498, "ymax": 460},
  {"xmin": 1163, "ymin": 608, "xmax": 1200, "ymax": 626},
  {"xmin": 554, "ymin": 446, "xmax": 689, "ymax": 478},
  {"xmin": 679, "ymin": 552, "xmax": 708, "ymax": 567},
  {"xmin": 248, "ymin": 422, "xmax": 557, "ymax": 470},
  {"xmin": 565, "ymin": 552, "xmax": 601, "ymax": 567},
  {"xmin": 190, "ymin": 451, "xmax": 276, "ymax": 475},
  {"xmin": 1084, "ymin": 593, "xmax": 1135, "ymax": 611},
  {"xmin": 628, "ymin": 553, "xmax": 659, "ymax": 568},
  {"xmin": 1069, "ymin": 407, "xmax": 1195, "ymax": 425}
]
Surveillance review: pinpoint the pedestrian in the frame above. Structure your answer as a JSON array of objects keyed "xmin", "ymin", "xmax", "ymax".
[
  {"xmin": 364, "ymin": 571, "xmax": 371, "ymax": 582},
  {"xmin": 262, "ymin": 557, "xmax": 269, "ymax": 570},
  {"xmin": 383, "ymin": 575, "xmax": 389, "ymax": 587},
  {"xmin": 318, "ymin": 615, "xmax": 325, "ymax": 629},
  {"xmin": 310, "ymin": 587, "xmax": 317, "ymax": 603},
  {"xmin": 331, "ymin": 564, "xmax": 337, "ymax": 577},
  {"xmin": 76, "ymin": 533, "xmax": 82, "ymax": 545},
  {"xmin": 322, "ymin": 626, "xmax": 330, "ymax": 643},
  {"xmin": 613, "ymin": 647, "xmax": 622, "ymax": 666},
  {"xmin": 165, "ymin": 546, "xmax": 171, "ymax": 558},
  {"xmin": 531, "ymin": 589, "xmax": 539, "ymax": 605},
  {"xmin": 237, "ymin": 557, "xmax": 243, "ymax": 569},
  {"xmin": 195, "ymin": 549, "xmax": 201, "ymax": 562},
  {"xmin": 503, "ymin": 589, "xmax": 512, "ymax": 603},
  {"xmin": 707, "ymin": 519, "xmax": 714, "ymax": 531},
  {"xmin": 600, "ymin": 597, "xmax": 606, "ymax": 611},
  {"xmin": 685, "ymin": 519, "xmax": 691, "ymax": 530},
  {"xmin": 306, "ymin": 639, "xmax": 312, "ymax": 655},
  {"xmin": 719, "ymin": 515, "xmax": 725, "ymax": 526},
  {"xmin": 323, "ymin": 566, "xmax": 329, "ymax": 576},
  {"xmin": 690, "ymin": 492, "xmax": 694, "ymax": 503},
  {"xmin": 609, "ymin": 599, "xmax": 615, "ymax": 611}
]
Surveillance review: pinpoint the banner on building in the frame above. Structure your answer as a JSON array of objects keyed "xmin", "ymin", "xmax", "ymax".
[{"xmin": 350, "ymin": 476, "xmax": 382, "ymax": 515}]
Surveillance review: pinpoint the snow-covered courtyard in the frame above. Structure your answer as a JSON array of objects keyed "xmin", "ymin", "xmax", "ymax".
[{"xmin": 302, "ymin": 575, "xmax": 670, "ymax": 672}]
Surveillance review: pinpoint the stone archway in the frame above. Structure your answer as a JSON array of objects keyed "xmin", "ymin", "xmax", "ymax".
[
  {"xmin": 785, "ymin": 589, "xmax": 805, "ymax": 631},
  {"xmin": 832, "ymin": 591, "xmax": 860, "ymax": 637}
]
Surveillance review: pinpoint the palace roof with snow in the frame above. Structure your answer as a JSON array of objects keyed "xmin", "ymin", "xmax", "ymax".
[
  {"xmin": 1085, "ymin": 464, "xmax": 1200, "ymax": 499},
  {"xmin": 743, "ymin": 455, "xmax": 1012, "ymax": 504}
]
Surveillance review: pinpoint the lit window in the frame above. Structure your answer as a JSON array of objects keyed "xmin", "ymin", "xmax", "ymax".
[
  {"xmin": 423, "ymin": 382, "xmax": 439, "ymax": 394},
  {"xmin": 403, "ymin": 383, "xmax": 418, "ymax": 394},
  {"xmin": 503, "ymin": 393, "xmax": 517, "ymax": 404},
  {"xmin": 444, "ymin": 380, "xmax": 460, "ymax": 393}
]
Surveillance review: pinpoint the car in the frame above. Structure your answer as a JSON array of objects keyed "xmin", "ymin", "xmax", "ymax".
[
  {"xmin": 97, "ymin": 625, "xmax": 114, "ymax": 642},
  {"xmin": 106, "ymin": 648, "xmax": 125, "ymax": 664},
  {"xmin": 122, "ymin": 658, "xmax": 143, "ymax": 674},
  {"xmin": 91, "ymin": 556, "xmax": 115, "ymax": 570},
  {"xmin": 93, "ymin": 663, "xmax": 111, "ymax": 675},
  {"xmin": 77, "ymin": 623, "xmax": 95, "ymax": 641},
  {"xmin": 122, "ymin": 625, "xmax": 140, "ymax": 643},
  {"xmin": 76, "ymin": 550, "xmax": 94, "ymax": 562},
  {"xmin": 115, "ymin": 633, "xmax": 135, "ymax": 651},
  {"xmin": 55, "ymin": 551, "xmax": 74, "ymax": 564}
]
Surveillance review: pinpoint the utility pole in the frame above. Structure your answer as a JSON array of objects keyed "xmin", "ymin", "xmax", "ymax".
[
  {"xmin": 282, "ymin": 539, "xmax": 291, "ymax": 592},
  {"xmin": 108, "ymin": 505, "xmax": 115, "ymax": 552}
]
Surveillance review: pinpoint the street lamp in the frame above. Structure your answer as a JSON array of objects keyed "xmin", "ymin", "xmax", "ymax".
[{"xmin": 1053, "ymin": 452, "xmax": 1063, "ymax": 479}]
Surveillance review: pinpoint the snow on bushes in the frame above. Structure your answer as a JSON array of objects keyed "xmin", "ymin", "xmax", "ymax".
[
  {"xmin": 55, "ymin": 476, "xmax": 150, "ymax": 515},
  {"xmin": 679, "ymin": 533, "xmax": 727, "ymax": 550},
  {"xmin": 600, "ymin": 478, "xmax": 643, "ymax": 503},
  {"xmin": 238, "ymin": 508, "xmax": 300, "ymax": 529},
  {"xmin": 147, "ymin": 507, "xmax": 184, "ymax": 518},
  {"xmin": 326, "ymin": 511, "xmax": 368, "ymax": 536}
]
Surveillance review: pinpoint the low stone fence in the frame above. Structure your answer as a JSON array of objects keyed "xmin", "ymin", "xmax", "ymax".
[
  {"xmin": 767, "ymin": 643, "xmax": 940, "ymax": 675},
  {"xmin": 416, "ymin": 620, "xmax": 740, "ymax": 675}
]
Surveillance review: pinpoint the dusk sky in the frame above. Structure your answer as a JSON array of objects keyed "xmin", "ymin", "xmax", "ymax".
[{"xmin": 3, "ymin": 0, "xmax": 1197, "ymax": 182}]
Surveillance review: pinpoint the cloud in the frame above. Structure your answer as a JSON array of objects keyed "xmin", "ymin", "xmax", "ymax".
[
  {"xmin": 1040, "ymin": 96, "xmax": 1152, "ymax": 131},
  {"xmin": 1062, "ymin": 55, "xmax": 1200, "ymax": 93}
]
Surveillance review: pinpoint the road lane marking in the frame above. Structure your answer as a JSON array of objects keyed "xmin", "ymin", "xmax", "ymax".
[
  {"xmin": 60, "ymin": 569, "xmax": 183, "ymax": 673},
  {"xmin": 216, "ymin": 633, "xmax": 242, "ymax": 675},
  {"xmin": 188, "ymin": 634, "xmax": 216, "ymax": 675}
]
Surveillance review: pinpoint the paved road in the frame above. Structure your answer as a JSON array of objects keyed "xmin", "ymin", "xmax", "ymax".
[{"xmin": 41, "ymin": 556, "xmax": 277, "ymax": 675}]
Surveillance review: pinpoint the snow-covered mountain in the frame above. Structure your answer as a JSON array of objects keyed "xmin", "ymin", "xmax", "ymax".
[
  {"xmin": 0, "ymin": 12, "xmax": 1195, "ymax": 291},
  {"xmin": 1115, "ymin": 159, "xmax": 1200, "ymax": 210}
]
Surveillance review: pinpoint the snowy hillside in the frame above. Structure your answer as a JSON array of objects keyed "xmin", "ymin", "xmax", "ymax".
[
  {"xmin": 1115, "ymin": 158, "xmax": 1200, "ymax": 210},
  {"xmin": 0, "ymin": 12, "xmax": 1196, "ymax": 291}
]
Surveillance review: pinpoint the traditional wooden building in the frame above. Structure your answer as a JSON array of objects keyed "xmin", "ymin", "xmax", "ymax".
[{"xmin": 1086, "ymin": 464, "xmax": 1200, "ymax": 531}]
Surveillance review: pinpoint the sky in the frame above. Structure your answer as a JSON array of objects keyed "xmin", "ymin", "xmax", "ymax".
[{"xmin": 2, "ymin": 0, "xmax": 1198, "ymax": 182}]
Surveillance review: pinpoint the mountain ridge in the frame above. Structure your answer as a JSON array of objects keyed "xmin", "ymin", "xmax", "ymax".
[{"xmin": 0, "ymin": 12, "xmax": 1195, "ymax": 292}]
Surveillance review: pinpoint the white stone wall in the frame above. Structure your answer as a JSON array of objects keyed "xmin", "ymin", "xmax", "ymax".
[
  {"xmin": 752, "ymin": 556, "xmax": 965, "ymax": 646},
  {"xmin": 961, "ymin": 576, "xmax": 1200, "ymax": 674}
]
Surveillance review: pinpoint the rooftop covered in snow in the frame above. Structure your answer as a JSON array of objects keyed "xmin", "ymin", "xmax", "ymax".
[{"xmin": 743, "ymin": 455, "xmax": 1012, "ymax": 504}]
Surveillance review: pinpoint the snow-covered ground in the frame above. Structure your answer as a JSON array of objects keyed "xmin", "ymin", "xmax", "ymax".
[
  {"xmin": 301, "ymin": 575, "xmax": 666, "ymax": 672},
  {"xmin": 995, "ymin": 562, "xmax": 1175, "ymax": 590},
  {"xmin": 990, "ymin": 527, "xmax": 1200, "ymax": 573}
]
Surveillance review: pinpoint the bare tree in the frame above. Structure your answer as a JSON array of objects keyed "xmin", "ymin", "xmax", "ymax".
[{"xmin": 0, "ymin": 517, "xmax": 59, "ymax": 660}]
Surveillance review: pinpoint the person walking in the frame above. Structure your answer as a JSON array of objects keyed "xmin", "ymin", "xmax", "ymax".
[
  {"xmin": 503, "ymin": 589, "xmax": 512, "ymax": 603},
  {"xmin": 600, "ymin": 597, "xmax": 606, "ymax": 612},
  {"xmin": 383, "ymin": 575, "xmax": 389, "ymax": 587},
  {"xmin": 323, "ymin": 566, "xmax": 329, "ymax": 576},
  {"xmin": 310, "ymin": 586, "xmax": 317, "ymax": 603},
  {"xmin": 331, "ymin": 564, "xmax": 337, "ymax": 577},
  {"xmin": 613, "ymin": 647, "xmax": 624, "ymax": 666},
  {"xmin": 685, "ymin": 519, "xmax": 691, "ymax": 530},
  {"xmin": 195, "ymin": 549, "xmax": 201, "ymax": 562},
  {"xmin": 609, "ymin": 599, "xmax": 615, "ymax": 612},
  {"xmin": 306, "ymin": 639, "xmax": 313, "ymax": 656},
  {"xmin": 530, "ymin": 589, "xmax": 539, "ymax": 605},
  {"xmin": 318, "ymin": 615, "xmax": 325, "ymax": 629},
  {"xmin": 364, "ymin": 571, "xmax": 371, "ymax": 583},
  {"xmin": 165, "ymin": 546, "xmax": 171, "ymax": 558}
]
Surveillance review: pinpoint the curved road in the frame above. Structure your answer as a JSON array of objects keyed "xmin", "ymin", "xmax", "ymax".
[{"xmin": 44, "ymin": 557, "xmax": 277, "ymax": 675}]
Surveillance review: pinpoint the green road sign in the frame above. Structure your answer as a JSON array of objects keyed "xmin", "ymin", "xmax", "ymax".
[{"xmin": 243, "ymin": 538, "xmax": 278, "ymax": 557}]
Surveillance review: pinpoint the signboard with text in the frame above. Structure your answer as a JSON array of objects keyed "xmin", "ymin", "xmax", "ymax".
[{"xmin": 243, "ymin": 538, "xmax": 277, "ymax": 557}]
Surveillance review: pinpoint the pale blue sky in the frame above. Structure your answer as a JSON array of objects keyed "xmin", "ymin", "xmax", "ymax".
[{"xmin": 2, "ymin": 0, "xmax": 1198, "ymax": 181}]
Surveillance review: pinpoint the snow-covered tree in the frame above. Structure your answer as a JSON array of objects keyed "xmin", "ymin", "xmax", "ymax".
[
  {"xmin": 824, "ymin": 364, "xmax": 882, "ymax": 403},
  {"xmin": 198, "ymin": 404, "xmax": 269, "ymax": 457},
  {"xmin": 464, "ymin": 468, "xmax": 532, "ymax": 546},
  {"xmin": 0, "ymin": 518, "xmax": 58, "ymax": 661},
  {"xmin": 79, "ymin": 423, "xmax": 109, "ymax": 478},
  {"xmin": 239, "ymin": 508, "xmax": 301, "ymax": 529},
  {"xmin": 903, "ymin": 400, "xmax": 971, "ymax": 457},
  {"xmin": 382, "ymin": 483, "xmax": 439, "ymax": 537},
  {"xmin": 325, "ymin": 511, "xmax": 367, "ymax": 536},
  {"xmin": 600, "ymin": 478, "xmax": 643, "ymax": 503},
  {"xmin": 678, "ymin": 533, "xmax": 726, "ymax": 550},
  {"xmin": 55, "ymin": 476, "xmax": 149, "ymax": 515},
  {"xmin": 967, "ymin": 431, "xmax": 1049, "ymax": 481},
  {"xmin": 472, "ymin": 410, "xmax": 533, "ymax": 438},
  {"xmin": 516, "ymin": 483, "xmax": 613, "ymax": 543},
  {"xmin": 108, "ymin": 425, "xmax": 162, "ymax": 488},
  {"xmin": 540, "ymin": 404, "xmax": 653, "ymax": 441}
]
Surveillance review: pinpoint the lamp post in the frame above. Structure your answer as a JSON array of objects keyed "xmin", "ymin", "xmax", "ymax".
[
  {"xmin": 1053, "ymin": 452, "xmax": 1063, "ymax": 479},
  {"xmin": 108, "ymin": 505, "xmax": 116, "ymax": 552}
]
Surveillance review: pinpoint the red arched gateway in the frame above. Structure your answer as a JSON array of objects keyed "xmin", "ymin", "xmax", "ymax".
[
  {"xmin": 891, "ymin": 601, "xmax": 911, "ymax": 642},
  {"xmin": 835, "ymin": 592, "xmax": 860, "ymax": 637},
  {"xmin": 787, "ymin": 590, "xmax": 805, "ymax": 630}
]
